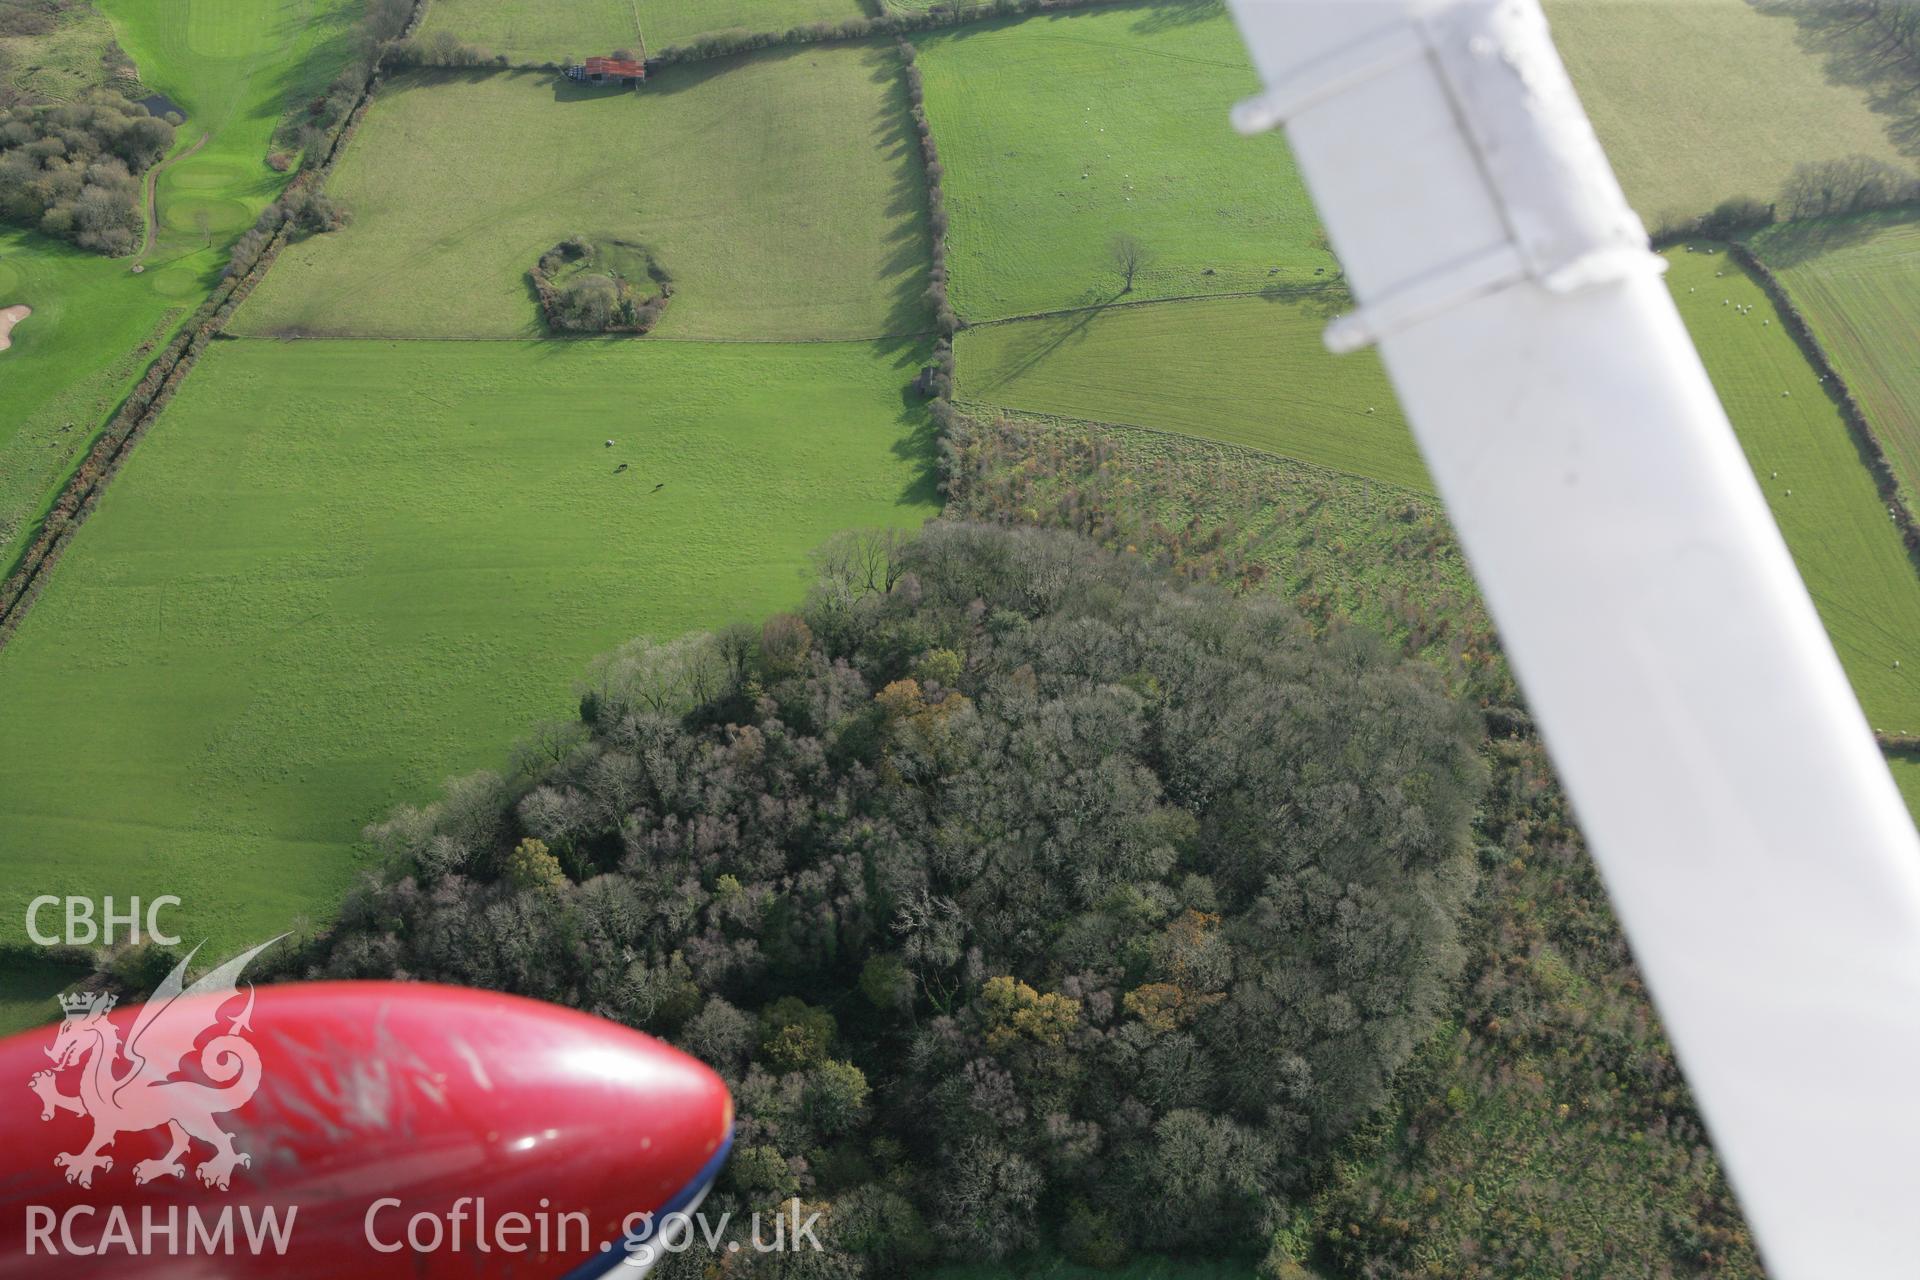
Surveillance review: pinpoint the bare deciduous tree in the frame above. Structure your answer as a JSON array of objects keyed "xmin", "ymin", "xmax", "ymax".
[
  {"xmin": 1780, "ymin": 154, "xmax": 1917, "ymax": 219},
  {"xmin": 1110, "ymin": 232, "xmax": 1145, "ymax": 292},
  {"xmin": 814, "ymin": 527, "xmax": 911, "ymax": 598}
]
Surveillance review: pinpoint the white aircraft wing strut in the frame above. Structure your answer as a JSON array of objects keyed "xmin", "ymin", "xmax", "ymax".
[{"xmin": 1221, "ymin": 3, "xmax": 1920, "ymax": 1276}]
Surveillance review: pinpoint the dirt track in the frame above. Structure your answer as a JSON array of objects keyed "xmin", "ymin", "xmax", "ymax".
[
  {"xmin": 0, "ymin": 305, "xmax": 30, "ymax": 352},
  {"xmin": 136, "ymin": 132, "xmax": 210, "ymax": 263}
]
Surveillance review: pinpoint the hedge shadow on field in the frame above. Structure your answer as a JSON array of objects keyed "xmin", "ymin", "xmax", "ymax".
[
  {"xmin": 967, "ymin": 292, "xmax": 1125, "ymax": 396},
  {"xmin": 926, "ymin": 0, "xmax": 1221, "ymax": 47},
  {"xmin": 1126, "ymin": 0, "xmax": 1219, "ymax": 36},
  {"xmin": 1756, "ymin": 0, "xmax": 1920, "ymax": 157},
  {"xmin": 1748, "ymin": 204, "xmax": 1920, "ymax": 268},
  {"xmin": 969, "ymin": 278, "xmax": 1351, "ymax": 398},
  {"xmin": 256, "ymin": 18, "xmax": 362, "ymax": 136},
  {"xmin": 865, "ymin": 46, "xmax": 943, "ymax": 356},
  {"xmin": 892, "ymin": 383, "xmax": 943, "ymax": 508}
]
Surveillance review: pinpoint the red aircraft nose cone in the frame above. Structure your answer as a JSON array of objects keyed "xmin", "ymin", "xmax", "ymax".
[{"xmin": 0, "ymin": 981, "xmax": 733, "ymax": 1276}]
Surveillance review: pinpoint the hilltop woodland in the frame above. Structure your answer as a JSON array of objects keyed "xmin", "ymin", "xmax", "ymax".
[
  {"xmin": 0, "ymin": 94, "xmax": 171, "ymax": 252},
  {"xmin": 290, "ymin": 522, "xmax": 1488, "ymax": 1273}
]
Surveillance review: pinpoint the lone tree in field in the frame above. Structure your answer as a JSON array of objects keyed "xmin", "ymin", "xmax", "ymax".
[{"xmin": 1110, "ymin": 232, "xmax": 1145, "ymax": 292}]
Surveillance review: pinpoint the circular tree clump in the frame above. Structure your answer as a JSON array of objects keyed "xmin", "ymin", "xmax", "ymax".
[{"xmin": 530, "ymin": 235, "xmax": 671, "ymax": 334}]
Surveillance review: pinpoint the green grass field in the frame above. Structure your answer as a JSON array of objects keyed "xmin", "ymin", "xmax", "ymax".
[
  {"xmin": 637, "ymin": 0, "xmax": 868, "ymax": 49},
  {"xmin": 955, "ymin": 294, "xmax": 1430, "ymax": 490},
  {"xmin": 913, "ymin": 4, "xmax": 1331, "ymax": 322},
  {"xmin": 236, "ymin": 48, "xmax": 932, "ymax": 340},
  {"xmin": 415, "ymin": 0, "xmax": 641, "ymax": 65},
  {"xmin": 1545, "ymin": 0, "xmax": 1908, "ymax": 222},
  {"xmin": 0, "ymin": 957, "xmax": 82, "ymax": 1037},
  {"xmin": 1750, "ymin": 211, "xmax": 1920, "ymax": 504},
  {"xmin": 0, "ymin": 337, "xmax": 936, "ymax": 953},
  {"xmin": 1667, "ymin": 245, "xmax": 1920, "ymax": 735}
]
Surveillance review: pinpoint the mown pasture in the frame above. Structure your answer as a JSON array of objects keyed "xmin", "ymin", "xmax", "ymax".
[
  {"xmin": 0, "ymin": 337, "xmax": 937, "ymax": 953},
  {"xmin": 414, "ymin": 0, "xmax": 641, "ymax": 65},
  {"xmin": 1667, "ymin": 246, "xmax": 1920, "ymax": 736},
  {"xmin": 236, "ymin": 48, "xmax": 933, "ymax": 341},
  {"xmin": 912, "ymin": 4, "xmax": 1331, "ymax": 322},
  {"xmin": 1545, "ymin": 0, "xmax": 1907, "ymax": 222},
  {"xmin": 955, "ymin": 295, "xmax": 1430, "ymax": 491},
  {"xmin": 1750, "ymin": 211, "xmax": 1920, "ymax": 504}
]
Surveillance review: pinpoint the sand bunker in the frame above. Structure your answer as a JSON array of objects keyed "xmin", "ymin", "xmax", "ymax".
[{"xmin": 0, "ymin": 305, "xmax": 30, "ymax": 352}]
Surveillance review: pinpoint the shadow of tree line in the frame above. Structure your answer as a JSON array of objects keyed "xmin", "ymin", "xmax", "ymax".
[{"xmin": 1757, "ymin": 0, "xmax": 1920, "ymax": 156}]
